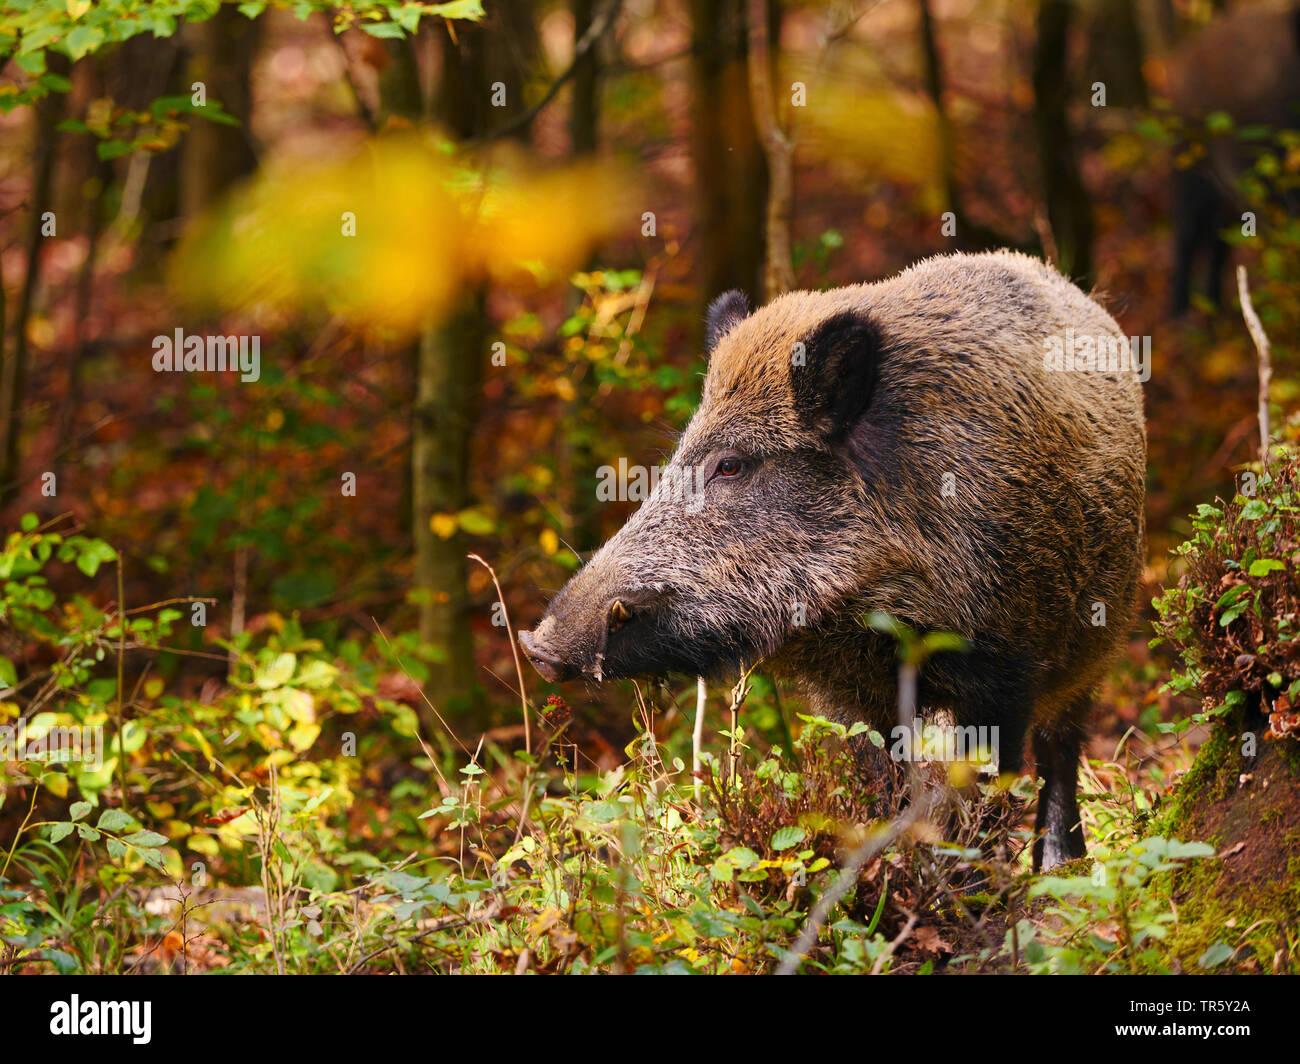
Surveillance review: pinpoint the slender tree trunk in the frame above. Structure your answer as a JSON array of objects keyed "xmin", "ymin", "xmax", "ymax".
[
  {"xmin": 571, "ymin": 0, "xmax": 600, "ymax": 155},
  {"xmin": 53, "ymin": 153, "xmax": 112, "ymax": 486},
  {"xmin": 407, "ymin": 16, "xmax": 523, "ymax": 716},
  {"xmin": 918, "ymin": 0, "xmax": 957, "ymax": 215},
  {"xmin": 180, "ymin": 5, "xmax": 261, "ymax": 217},
  {"xmin": 561, "ymin": 0, "xmax": 603, "ymax": 550},
  {"xmin": 110, "ymin": 32, "xmax": 186, "ymax": 251},
  {"xmin": 413, "ymin": 296, "xmax": 486, "ymax": 710},
  {"xmin": 745, "ymin": 0, "xmax": 795, "ymax": 299},
  {"xmin": 1087, "ymin": 0, "xmax": 1148, "ymax": 109},
  {"xmin": 690, "ymin": 0, "xmax": 768, "ymax": 312},
  {"xmin": 0, "ymin": 60, "xmax": 66, "ymax": 509},
  {"xmin": 1032, "ymin": 0, "xmax": 1093, "ymax": 283}
]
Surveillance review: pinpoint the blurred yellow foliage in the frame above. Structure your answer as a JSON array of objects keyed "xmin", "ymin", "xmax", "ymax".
[
  {"xmin": 170, "ymin": 136, "xmax": 634, "ymax": 336},
  {"xmin": 799, "ymin": 85, "xmax": 944, "ymax": 213}
]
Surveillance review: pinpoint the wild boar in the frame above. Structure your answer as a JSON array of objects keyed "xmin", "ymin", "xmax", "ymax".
[{"xmin": 519, "ymin": 250, "xmax": 1146, "ymax": 869}]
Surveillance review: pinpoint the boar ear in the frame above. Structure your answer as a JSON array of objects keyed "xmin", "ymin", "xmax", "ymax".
[
  {"xmin": 791, "ymin": 310, "xmax": 883, "ymax": 439},
  {"xmin": 705, "ymin": 290, "xmax": 751, "ymax": 354}
]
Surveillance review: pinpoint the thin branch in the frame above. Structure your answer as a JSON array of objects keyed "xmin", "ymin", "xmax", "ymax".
[
  {"xmin": 468, "ymin": 553, "xmax": 531, "ymax": 756},
  {"xmin": 693, "ymin": 676, "xmax": 706, "ymax": 803},
  {"xmin": 1236, "ymin": 266, "xmax": 1273, "ymax": 464},
  {"xmin": 472, "ymin": 0, "xmax": 623, "ymax": 145}
]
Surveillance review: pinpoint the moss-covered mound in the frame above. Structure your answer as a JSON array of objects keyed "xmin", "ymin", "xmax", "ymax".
[{"xmin": 1147, "ymin": 719, "xmax": 1300, "ymax": 972}]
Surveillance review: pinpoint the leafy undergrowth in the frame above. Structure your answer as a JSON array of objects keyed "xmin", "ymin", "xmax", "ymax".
[
  {"xmin": 0, "ymin": 511, "xmax": 1277, "ymax": 975},
  {"xmin": 1143, "ymin": 440, "xmax": 1300, "ymax": 972}
]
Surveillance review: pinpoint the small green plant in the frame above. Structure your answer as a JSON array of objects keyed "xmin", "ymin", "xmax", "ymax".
[
  {"xmin": 1151, "ymin": 452, "xmax": 1299, "ymax": 741},
  {"xmin": 997, "ymin": 836, "xmax": 1216, "ymax": 974}
]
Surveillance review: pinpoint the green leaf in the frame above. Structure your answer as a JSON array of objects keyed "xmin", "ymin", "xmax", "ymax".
[
  {"xmin": 76, "ymin": 823, "xmax": 101, "ymax": 842},
  {"xmin": 69, "ymin": 801, "xmax": 91, "ymax": 822},
  {"xmin": 65, "ymin": 25, "xmax": 105, "ymax": 61},
  {"xmin": 456, "ymin": 509, "xmax": 495, "ymax": 535},
  {"xmin": 360, "ymin": 21, "xmax": 406, "ymax": 38},
  {"xmin": 122, "ymin": 830, "xmax": 168, "ymax": 849},
  {"xmin": 584, "ymin": 801, "xmax": 622, "ymax": 823},
  {"xmin": 99, "ymin": 139, "xmax": 136, "ymax": 161},
  {"xmin": 1213, "ymin": 584, "xmax": 1250, "ymax": 609},
  {"xmin": 428, "ymin": 0, "xmax": 486, "ymax": 19},
  {"xmin": 49, "ymin": 822, "xmax": 74, "ymax": 844},
  {"xmin": 922, "ymin": 630, "xmax": 970, "ymax": 655},
  {"xmin": 96, "ymin": 808, "xmax": 136, "ymax": 833},
  {"xmin": 722, "ymin": 846, "xmax": 759, "ymax": 868},
  {"xmin": 20, "ymin": 513, "xmax": 38, "ymax": 532},
  {"xmin": 295, "ymin": 659, "xmax": 338, "ymax": 689},
  {"xmin": 0, "ymin": 658, "xmax": 15, "ymax": 689},
  {"xmin": 1197, "ymin": 942, "xmax": 1235, "ymax": 970},
  {"xmin": 1205, "ymin": 111, "xmax": 1234, "ymax": 134},
  {"xmin": 42, "ymin": 948, "xmax": 78, "ymax": 974},
  {"xmin": 1248, "ymin": 558, "xmax": 1285, "ymax": 577},
  {"xmin": 771, "ymin": 826, "xmax": 806, "ymax": 851},
  {"xmin": 255, "ymin": 652, "xmax": 297, "ymax": 689}
]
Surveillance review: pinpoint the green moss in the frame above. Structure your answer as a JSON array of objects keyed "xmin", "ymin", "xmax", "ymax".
[
  {"xmin": 1146, "ymin": 725, "xmax": 1237, "ymax": 840},
  {"xmin": 1159, "ymin": 854, "xmax": 1300, "ymax": 973},
  {"xmin": 1144, "ymin": 726, "xmax": 1300, "ymax": 973}
]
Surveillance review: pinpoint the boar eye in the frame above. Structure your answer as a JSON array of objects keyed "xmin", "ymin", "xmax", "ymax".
[{"xmin": 716, "ymin": 455, "xmax": 744, "ymax": 478}]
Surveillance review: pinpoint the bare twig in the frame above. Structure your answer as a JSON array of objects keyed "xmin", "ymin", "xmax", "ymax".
[
  {"xmin": 468, "ymin": 554, "xmax": 531, "ymax": 755},
  {"xmin": 115, "ymin": 552, "xmax": 129, "ymax": 815},
  {"xmin": 1237, "ymin": 266, "xmax": 1273, "ymax": 464},
  {"xmin": 870, "ymin": 908, "xmax": 920, "ymax": 975},
  {"xmin": 473, "ymin": 0, "xmax": 623, "ymax": 145},
  {"xmin": 693, "ymin": 676, "xmax": 706, "ymax": 803}
]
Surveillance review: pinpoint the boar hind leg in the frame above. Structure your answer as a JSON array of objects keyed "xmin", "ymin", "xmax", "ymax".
[{"xmin": 1031, "ymin": 712, "xmax": 1087, "ymax": 872}]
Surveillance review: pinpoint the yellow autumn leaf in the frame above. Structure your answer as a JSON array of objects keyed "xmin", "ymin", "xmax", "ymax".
[
  {"xmin": 170, "ymin": 135, "xmax": 634, "ymax": 338},
  {"xmin": 430, "ymin": 513, "xmax": 458, "ymax": 539},
  {"xmin": 289, "ymin": 721, "xmax": 321, "ymax": 752},
  {"xmin": 188, "ymin": 834, "xmax": 220, "ymax": 856},
  {"xmin": 540, "ymin": 528, "xmax": 559, "ymax": 555}
]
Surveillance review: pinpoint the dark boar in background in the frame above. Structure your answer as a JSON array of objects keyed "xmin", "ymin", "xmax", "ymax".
[
  {"xmin": 1166, "ymin": 5, "xmax": 1300, "ymax": 314},
  {"xmin": 520, "ymin": 251, "xmax": 1147, "ymax": 870}
]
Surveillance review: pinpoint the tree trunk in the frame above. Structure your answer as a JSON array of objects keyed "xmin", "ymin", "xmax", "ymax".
[
  {"xmin": 0, "ymin": 58, "xmax": 66, "ymax": 510},
  {"xmin": 571, "ymin": 0, "xmax": 600, "ymax": 156},
  {"xmin": 405, "ymin": 16, "xmax": 523, "ymax": 717},
  {"xmin": 917, "ymin": 0, "xmax": 957, "ymax": 215},
  {"xmin": 413, "ymin": 296, "xmax": 486, "ymax": 713},
  {"xmin": 745, "ymin": 0, "xmax": 795, "ymax": 299},
  {"xmin": 1086, "ymin": 0, "xmax": 1148, "ymax": 109},
  {"xmin": 560, "ymin": 0, "xmax": 603, "ymax": 551},
  {"xmin": 691, "ymin": 0, "xmax": 768, "ymax": 314},
  {"xmin": 1032, "ymin": 0, "xmax": 1093, "ymax": 284},
  {"xmin": 180, "ymin": 5, "xmax": 261, "ymax": 217}
]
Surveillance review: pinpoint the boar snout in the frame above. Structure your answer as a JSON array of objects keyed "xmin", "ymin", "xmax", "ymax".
[
  {"xmin": 517, "ymin": 628, "xmax": 578, "ymax": 683},
  {"xmin": 520, "ymin": 585, "xmax": 667, "ymax": 684}
]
